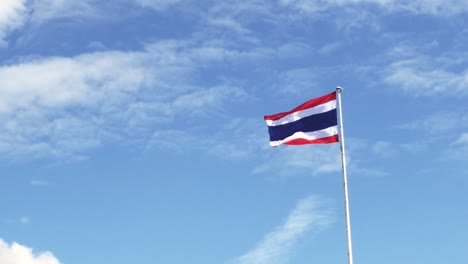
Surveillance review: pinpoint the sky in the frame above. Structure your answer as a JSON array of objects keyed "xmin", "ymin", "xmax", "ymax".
[{"xmin": 0, "ymin": 0, "xmax": 467, "ymax": 263}]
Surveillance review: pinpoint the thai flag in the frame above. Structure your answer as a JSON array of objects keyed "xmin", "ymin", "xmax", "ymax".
[{"xmin": 264, "ymin": 91, "xmax": 339, "ymax": 147}]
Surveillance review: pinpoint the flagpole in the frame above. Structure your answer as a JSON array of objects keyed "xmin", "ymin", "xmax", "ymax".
[{"xmin": 336, "ymin": 86, "xmax": 354, "ymax": 264}]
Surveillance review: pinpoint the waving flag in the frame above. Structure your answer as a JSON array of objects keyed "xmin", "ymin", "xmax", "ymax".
[
  {"xmin": 264, "ymin": 91, "xmax": 339, "ymax": 147},
  {"xmin": 264, "ymin": 88, "xmax": 355, "ymax": 264}
]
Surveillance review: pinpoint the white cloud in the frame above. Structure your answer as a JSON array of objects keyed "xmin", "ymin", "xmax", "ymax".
[
  {"xmin": 1, "ymin": 0, "xmax": 101, "ymax": 46},
  {"xmin": 146, "ymin": 117, "xmax": 264, "ymax": 160},
  {"xmin": 384, "ymin": 58, "xmax": 468, "ymax": 97},
  {"xmin": 276, "ymin": 68, "xmax": 321, "ymax": 95},
  {"xmin": 455, "ymin": 133, "xmax": 468, "ymax": 145},
  {"xmin": 0, "ymin": 50, "xmax": 149, "ymax": 159},
  {"xmin": 0, "ymin": 0, "xmax": 28, "ymax": 47},
  {"xmin": 0, "ymin": 40, "xmax": 260, "ymax": 160},
  {"xmin": 0, "ymin": 51, "xmax": 147, "ymax": 114},
  {"xmin": 30, "ymin": 180, "xmax": 49, "ymax": 186},
  {"xmin": 133, "ymin": 0, "xmax": 182, "ymax": 11},
  {"xmin": 0, "ymin": 0, "xmax": 106, "ymax": 48},
  {"xmin": 3, "ymin": 0, "xmax": 467, "ymax": 48},
  {"xmin": 234, "ymin": 196, "xmax": 333, "ymax": 264},
  {"xmin": 386, "ymin": 41, "xmax": 440, "ymax": 60},
  {"xmin": 371, "ymin": 140, "xmax": 398, "ymax": 158},
  {"xmin": 440, "ymin": 138, "xmax": 468, "ymax": 161},
  {"xmin": 400, "ymin": 142, "xmax": 428, "ymax": 153},
  {"xmin": 29, "ymin": 0, "xmax": 98, "ymax": 24},
  {"xmin": 397, "ymin": 112, "xmax": 468, "ymax": 134},
  {"xmin": 349, "ymin": 166, "xmax": 390, "ymax": 177},
  {"xmin": 252, "ymin": 145, "xmax": 342, "ymax": 177},
  {"xmin": 172, "ymin": 86, "xmax": 247, "ymax": 114},
  {"xmin": 317, "ymin": 42, "xmax": 342, "ymax": 55},
  {"xmin": 0, "ymin": 239, "xmax": 60, "ymax": 264},
  {"xmin": 279, "ymin": 0, "xmax": 468, "ymax": 16},
  {"xmin": 394, "ymin": 113, "xmax": 468, "ymax": 162},
  {"xmin": 19, "ymin": 217, "xmax": 30, "ymax": 224}
]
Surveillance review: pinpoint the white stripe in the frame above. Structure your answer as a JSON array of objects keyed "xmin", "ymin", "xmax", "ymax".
[
  {"xmin": 269, "ymin": 126, "xmax": 338, "ymax": 147},
  {"xmin": 265, "ymin": 100, "xmax": 336, "ymax": 126}
]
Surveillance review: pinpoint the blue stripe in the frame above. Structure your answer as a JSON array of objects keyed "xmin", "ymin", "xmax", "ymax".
[{"xmin": 268, "ymin": 109, "xmax": 337, "ymax": 141}]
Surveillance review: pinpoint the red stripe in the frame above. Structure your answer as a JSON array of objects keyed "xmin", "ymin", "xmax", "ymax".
[
  {"xmin": 264, "ymin": 91, "xmax": 336, "ymax": 121},
  {"xmin": 283, "ymin": 134, "xmax": 339, "ymax": 146}
]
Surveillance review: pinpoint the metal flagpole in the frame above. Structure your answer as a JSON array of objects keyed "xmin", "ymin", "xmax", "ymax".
[{"xmin": 336, "ymin": 86, "xmax": 354, "ymax": 264}]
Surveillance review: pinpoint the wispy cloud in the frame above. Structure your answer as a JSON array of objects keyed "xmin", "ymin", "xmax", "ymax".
[
  {"xmin": 19, "ymin": 217, "xmax": 30, "ymax": 224},
  {"xmin": 3, "ymin": 0, "xmax": 467, "ymax": 50},
  {"xmin": 252, "ymin": 145, "xmax": 342, "ymax": 177},
  {"xmin": 30, "ymin": 180, "xmax": 49, "ymax": 186},
  {"xmin": 371, "ymin": 140, "xmax": 399, "ymax": 159},
  {"xmin": 279, "ymin": 0, "xmax": 468, "ymax": 16},
  {"xmin": 396, "ymin": 112, "xmax": 468, "ymax": 135},
  {"xmin": 384, "ymin": 58, "xmax": 468, "ymax": 97},
  {"xmin": 203, "ymin": 1, "xmax": 275, "ymax": 40},
  {"xmin": 317, "ymin": 42, "xmax": 342, "ymax": 56},
  {"xmin": 379, "ymin": 36, "xmax": 468, "ymax": 97},
  {"xmin": 0, "ymin": 239, "xmax": 60, "ymax": 264},
  {"xmin": 0, "ymin": 0, "xmax": 28, "ymax": 47},
  {"xmin": 394, "ymin": 112, "xmax": 468, "ymax": 162},
  {"xmin": 146, "ymin": 117, "xmax": 265, "ymax": 160},
  {"xmin": 2, "ymin": 217, "xmax": 31, "ymax": 225},
  {"xmin": 455, "ymin": 133, "xmax": 468, "ymax": 145},
  {"xmin": 1, "ymin": 0, "xmax": 103, "ymax": 47},
  {"xmin": 276, "ymin": 68, "xmax": 321, "ymax": 95},
  {"xmin": 0, "ymin": 50, "xmax": 148, "ymax": 160},
  {"xmin": 29, "ymin": 0, "xmax": 98, "ymax": 25},
  {"xmin": 233, "ymin": 196, "xmax": 334, "ymax": 264},
  {"xmin": 275, "ymin": 0, "xmax": 468, "ymax": 34},
  {"xmin": 0, "ymin": 40, "xmax": 262, "ymax": 160},
  {"xmin": 133, "ymin": 0, "xmax": 182, "ymax": 11}
]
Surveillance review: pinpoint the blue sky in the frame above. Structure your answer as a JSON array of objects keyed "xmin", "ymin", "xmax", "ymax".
[{"xmin": 0, "ymin": 0, "xmax": 467, "ymax": 263}]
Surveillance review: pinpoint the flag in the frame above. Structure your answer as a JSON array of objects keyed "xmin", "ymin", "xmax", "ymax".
[{"xmin": 264, "ymin": 91, "xmax": 339, "ymax": 147}]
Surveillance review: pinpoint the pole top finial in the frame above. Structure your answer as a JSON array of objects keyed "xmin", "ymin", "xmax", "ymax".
[{"xmin": 336, "ymin": 86, "xmax": 343, "ymax": 93}]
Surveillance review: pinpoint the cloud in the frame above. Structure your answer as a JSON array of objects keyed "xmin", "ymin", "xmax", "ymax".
[
  {"xmin": 252, "ymin": 145, "xmax": 342, "ymax": 177},
  {"xmin": 147, "ymin": 121, "xmax": 395, "ymax": 178},
  {"xmin": 274, "ymin": 66, "xmax": 351, "ymax": 95},
  {"xmin": 0, "ymin": 40, "xmax": 260, "ymax": 160},
  {"xmin": 371, "ymin": 140, "xmax": 399, "ymax": 158},
  {"xmin": 380, "ymin": 37, "xmax": 468, "ymax": 98},
  {"xmin": 440, "ymin": 132, "xmax": 468, "ymax": 160},
  {"xmin": 384, "ymin": 58, "xmax": 468, "ymax": 97},
  {"xmin": 0, "ymin": 239, "xmax": 60, "ymax": 264},
  {"xmin": 276, "ymin": 68, "xmax": 321, "ymax": 95},
  {"xmin": 317, "ymin": 42, "xmax": 342, "ymax": 55},
  {"xmin": 234, "ymin": 196, "xmax": 333, "ymax": 264},
  {"xmin": 279, "ymin": 0, "xmax": 468, "ymax": 16},
  {"xmin": 0, "ymin": 50, "xmax": 149, "ymax": 160},
  {"xmin": 455, "ymin": 133, "xmax": 468, "ymax": 145},
  {"xmin": 274, "ymin": 0, "xmax": 468, "ymax": 33},
  {"xmin": 29, "ymin": 0, "xmax": 98, "ymax": 24},
  {"xmin": 146, "ymin": 117, "xmax": 265, "ymax": 160},
  {"xmin": 3, "ymin": 0, "xmax": 467, "ymax": 49},
  {"xmin": 396, "ymin": 112, "xmax": 468, "ymax": 135},
  {"xmin": 19, "ymin": 217, "xmax": 30, "ymax": 224},
  {"xmin": 30, "ymin": 180, "xmax": 49, "ymax": 186},
  {"xmin": 133, "ymin": 0, "xmax": 182, "ymax": 11},
  {"xmin": 203, "ymin": 1, "xmax": 274, "ymax": 37},
  {"xmin": 0, "ymin": 0, "xmax": 28, "ymax": 47},
  {"xmin": 394, "ymin": 113, "xmax": 468, "ymax": 162},
  {"xmin": 1, "ymin": 0, "xmax": 102, "ymax": 47}
]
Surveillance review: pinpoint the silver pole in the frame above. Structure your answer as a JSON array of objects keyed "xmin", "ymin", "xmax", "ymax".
[{"xmin": 336, "ymin": 86, "xmax": 354, "ymax": 264}]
